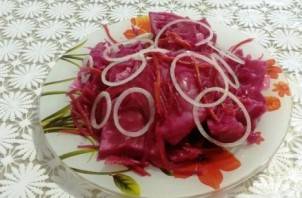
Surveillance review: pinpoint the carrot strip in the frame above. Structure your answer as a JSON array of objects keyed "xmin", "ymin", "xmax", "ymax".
[{"xmin": 192, "ymin": 57, "xmax": 203, "ymax": 90}]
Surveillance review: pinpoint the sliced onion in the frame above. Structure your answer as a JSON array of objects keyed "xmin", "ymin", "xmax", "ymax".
[
  {"xmin": 103, "ymin": 38, "xmax": 154, "ymax": 62},
  {"xmin": 193, "ymin": 87, "xmax": 251, "ymax": 147},
  {"xmin": 211, "ymin": 53, "xmax": 240, "ymax": 89},
  {"xmin": 103, "ymin": 48, "xmax": 169, "ymax": 63},
  {"xmin": 140, "ymin": 47, "xmax": 169, "ymax": 54},
  {"xmin": 113, "ymin": 87, "xmax": 155, "ymax": 137},
  {"xmin": 101, "ymin": 55, "xmax": 147, "ymax": 87},
  {"xmin": 90, "ymin": 91, "xmax": 112, "ymax": 129},
  {"xmin": 154, "ymin": 19, "xmax": 214, "ymax": 47},
  {"xmin": 170, "ymin": 51, "xmax": 229, "ymax": 108},
  {"xmin": 82, "ymin": 55, "xmax": 94, "ymax": 67},
  {"xmin": 208, "ymin": 42, "xmax": 245, "ymax": 64},
  {"xmin": 135, "ymin": 32, "xmax": 154, "ymax": 39}
]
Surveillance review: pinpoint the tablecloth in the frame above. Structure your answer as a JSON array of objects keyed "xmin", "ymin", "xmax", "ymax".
[{"xmin": 0, "ymin": 0, "xmax": 302, "ymax": 197}]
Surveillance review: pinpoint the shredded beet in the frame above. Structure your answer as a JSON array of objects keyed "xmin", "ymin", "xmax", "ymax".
[{"xmin": 68, "ymin": 12, "xmax": 267, "ymax": 179}]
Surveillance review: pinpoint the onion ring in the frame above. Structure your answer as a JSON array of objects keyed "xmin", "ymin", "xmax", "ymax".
[
  {"xmin": 193, "ymin": 87, "xmax": 251, "ymax": 147},
  {"xmin": 170, "ymin": 51, "xmax": 229, "ymax": 108},
  {"xmin": 90, "ymin": 91, "xmax": 112, "ymax": 129},
  {"xmin": 82, "ymin": 55, "xmax": 94, "ymax": 67},
  {"xmin": 113, "ymin": 87, "xmax": 155, "ymax": 137},
  {"xmin": 211, "ymin": 53, "xmax": 240, "ymax": 89},
  {"xmin": 103, "ymin": 38, "xmax": 154, "ymax": 62},
  {"xmin": 101, "ymin": 56, "xmax": 147, "ymax": 87},
  {"xmin": 208, "ymin": 42, "xmax": 245, "ymax": 64}
]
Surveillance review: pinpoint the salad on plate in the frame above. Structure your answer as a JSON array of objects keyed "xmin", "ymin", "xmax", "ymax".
[{"xmin": 54, "ymin": 12, "xmax": 283, "ymax": 190}]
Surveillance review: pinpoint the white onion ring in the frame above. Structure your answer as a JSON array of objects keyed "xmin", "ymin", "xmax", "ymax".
[
  {"xmin": 211, "ymin": 53, "xmax": 240, "ymax": 89},
  {"xmin": 103, "ymin": 38, "xmax": 154, "ymax": 62},
  {"xmin": 170, "ymin": 51, "xmax": 229, "ymax": 108},
  {"xmin": 154, "ymin": 19, "xmax": 214, "ymax": 47},
  {"xmin": 113, "ymin": 87, "xmax": 155, "ymax": 137},
  {"xmin": 135, "ymin": 32, "xmax": 154, "ymax": 39},
  {"xmin": 101, "ymin": 56, "xmax": 147, "ymax": 87},
  {"xmin": 90, "ymin": 91, "xmax": 112, "ymax": 129},
  {"xmin": 104, "ymin": 47, "xmax": 168, "ymax": 63},
  {"xmin": 193, "ymin": 87, "xmax": 251, "ymax": 147},
  {"xmin": 140, "ymin": 47, "xmax": 169, "ymax": 54},
  {"xmin": 82, "ymin": 55, "xmax": 94, "ymax": 67},
  {"xmin": 208, "ymin": 42, "xmax": 245, "ymax": 64}
]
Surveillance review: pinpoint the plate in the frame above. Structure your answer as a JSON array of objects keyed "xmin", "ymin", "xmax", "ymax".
[{"xmin": 39, "ymin": 15, "xmax": 292, "ymax": 198}]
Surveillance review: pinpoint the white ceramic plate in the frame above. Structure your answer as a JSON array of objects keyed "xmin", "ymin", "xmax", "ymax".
[{"xmin": 39, "ymin": 16, "xmax": 292, "ymax": 198}]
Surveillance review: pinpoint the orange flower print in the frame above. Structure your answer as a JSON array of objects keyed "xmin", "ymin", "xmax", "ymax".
[
  {"xmin": 266, "ymin": 59, "xmax": 282, "ymax": 79},
  {"xmin": 124, "ymin": 16, "xmax": 151, "ymax": 39},
  {"xmin": 265, "ymin": 96, "xmax": 281, "ymax": 111},
  {"xmin": 173, "ymin": 148, "xmax": 241, "ymax": 190},
  {"xmin": 273, "ymin": 81, "xmax": 291, "ymax": 97}
]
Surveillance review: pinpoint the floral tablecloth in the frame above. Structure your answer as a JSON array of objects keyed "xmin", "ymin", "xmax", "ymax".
[{"xmin": 0, "ymin": 0, "xmax": 302, "ymax": 197}]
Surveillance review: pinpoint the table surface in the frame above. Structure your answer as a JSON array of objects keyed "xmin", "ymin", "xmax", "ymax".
[{"xmin": 0, "ymin": 0, "xmax": 302, "ymax": 197}]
